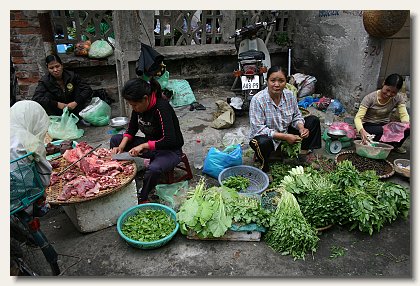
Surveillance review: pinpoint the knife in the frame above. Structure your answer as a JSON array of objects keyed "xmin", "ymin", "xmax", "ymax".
[{"xmin": 112, "ymin": 152, "xmax": 145, "ymax": 170}]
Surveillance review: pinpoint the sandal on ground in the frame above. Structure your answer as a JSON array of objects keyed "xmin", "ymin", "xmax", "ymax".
[{"xmin": 190, "ymin": 102, "xmax": 206, "ymax": 111}]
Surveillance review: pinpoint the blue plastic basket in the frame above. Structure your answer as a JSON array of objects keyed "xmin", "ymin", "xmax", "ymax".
[
  {"xmin": 10, "ymin": 152, "xmax": 45, "ymax": 215},
  {"xmin": 218, "ymin": 165, "xmax": 269, "ymax": 194},
  {"xmin": 117, "ymin": 203, "xmax": 179, "ymax": 250}
]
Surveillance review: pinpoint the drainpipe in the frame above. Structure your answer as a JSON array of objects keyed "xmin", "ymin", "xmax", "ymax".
[{"xmin": 287, "ymin": 48, "xmax": 291, "ymax": 77}]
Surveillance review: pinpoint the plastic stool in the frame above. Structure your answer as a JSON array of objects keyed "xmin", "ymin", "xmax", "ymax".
[{"xmin": 164, "ymin": 153, "xmax": 193, "ymax": 184}]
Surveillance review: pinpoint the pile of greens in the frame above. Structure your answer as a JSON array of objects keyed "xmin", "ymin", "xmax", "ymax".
[
  {"xmin": 121, "ymin": 209, "xmax": 176, "ymax": 242},
  {"xmin": 177, "ymin": 178, "xmax": 269, "ymax": 238},
  {"xmin": 221, "ymin": 175, "xmax": 251, "ymax": 192},
  {"xmin": 264, "ymin": 189, "xmax": 319, "ymax": 260},
  {"xmin": 280, "ymin": 141, "xmax": 301, "ymax": 158}
]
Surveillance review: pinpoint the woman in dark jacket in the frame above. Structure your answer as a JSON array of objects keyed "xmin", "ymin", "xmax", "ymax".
[
  {"xmin": 32, "ymin": 54, "xmax": 93, "ymax": 117},
  {"xmin": 110, "ymin": 77, "xmax": 184, "ymax": 204}
]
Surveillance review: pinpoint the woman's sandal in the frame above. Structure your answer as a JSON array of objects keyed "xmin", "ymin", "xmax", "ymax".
[{"xmin": 190, "ymin": 102, "xmax": 206, "ymax": 111}]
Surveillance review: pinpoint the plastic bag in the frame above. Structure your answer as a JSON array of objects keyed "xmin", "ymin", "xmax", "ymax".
[
  {"xmin": 88, "ymin": 40, "xmax": 113, "ymax": 59},
  {"xmin": 329, "ymin": 122, "xmax": 357, "ymax": 139},
  {"xmin": 202, "ymin": 144, "xmax": 243, "ymax": 178},
  {"xmin": 380, "ymin": 122, "xmax": 410, "ymax": 142},
  {"xmin": 48, "ymin": 107, "xmax": 84, "ymax": 140},
  {"xmin": 222, "ymin": 127, "xmax": 249, "ymax": 147},
  {"xmin": 143, "ymin": 70, "xmax": 169, "ymax": 89},
  {"xmin": 155, "ymin": 180, "xmax": 189, "ymax": 211},
  {"xmin": 79, "ymin": 97, "xmax": 111, "ymax": 126},
  {"xmin": 211, "ymin": 100, "xmax": 235, "ymax": 129},
  {"xmin": 166, "ymin": 79, "xmax": 196, "ymax": 107},
  {"xmin": 329, "ymin": 99, "xmax": 346, "ymax": 115}
]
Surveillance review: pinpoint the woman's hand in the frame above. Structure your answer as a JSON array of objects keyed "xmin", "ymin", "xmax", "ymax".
[
  {"xmin": 299, "ymin": 127, "xmax": 309, "ymax": 139},
  {"xmin": 129, "ymin": 143, "xmax": 148, "ymax": 157},
  {"xmin": 111, "ymin": 146, "xmax": 124, "ymax": 155},
  {"xmin": 360, "ymin": 129, "xmax": 371, "ymax": 145},
  {"xmin": 284, "ymin": 134, "xmax": 302, "ymax": 145},
  {"xmin": 57, "ymin": 102, "xmax": 67, "ymax": 109},
  {"xmin": 67, "ymin": 101, "xmax": 78, "ymax": 110}
]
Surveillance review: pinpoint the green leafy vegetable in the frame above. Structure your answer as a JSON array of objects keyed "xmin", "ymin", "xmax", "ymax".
[
  {"xmin": 222, "ymin": 176, "xmax": 250, "ymax": 192},
  {"xmin": 264, "ymin": 189, "xmax": 319, "ymax": 260},
  {"xmin": 121, "ymin": 209, "xmax": 176, "ymax": 242},
  {"xmin": 280, "ymin": 141, "xmax": 301, "ymax": 158}
]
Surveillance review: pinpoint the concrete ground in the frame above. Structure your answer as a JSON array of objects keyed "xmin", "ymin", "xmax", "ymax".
[{"xmin": 23, "ymin": 87, "xmax": 411, "ymax": 278}]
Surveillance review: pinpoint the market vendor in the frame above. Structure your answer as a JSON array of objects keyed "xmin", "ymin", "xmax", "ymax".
[
  {"xmin": 110, "ymin": 77, "xmax": 184, "ymax": 204},
  {"xmin": 32, "ymin": 54, "xmax": 93, "ymax": 119},
  {"xmin": 354, "ymin": 73, "xmax": 410, "ymax": 154},
  {"xmin": 249, "ymin": 65, "xmax": 322, "ymax": 173}
]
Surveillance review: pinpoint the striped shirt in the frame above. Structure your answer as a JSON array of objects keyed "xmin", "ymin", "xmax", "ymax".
[{"xmin": 249, "ymin": 87, "xmax": 304, "ymax": 149}]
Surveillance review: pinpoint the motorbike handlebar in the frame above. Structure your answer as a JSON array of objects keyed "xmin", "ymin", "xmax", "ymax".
[{"xmin": 229, "ymin": 20, "xmax": 277, "ymax": 39}]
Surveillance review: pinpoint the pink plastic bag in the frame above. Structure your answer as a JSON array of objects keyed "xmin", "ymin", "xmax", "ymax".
[
  {"xmin": 380, "ymin": 122, "xmax": 410, "ymax": 142},
  {"xmin": 329, "ymin": 122, "xmax": 356, "ymax": 139}
]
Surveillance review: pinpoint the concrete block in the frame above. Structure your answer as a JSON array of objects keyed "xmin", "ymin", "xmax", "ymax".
[{"xmin": 62, "ymin": 180, "xmax": 137, "ymax": 233}]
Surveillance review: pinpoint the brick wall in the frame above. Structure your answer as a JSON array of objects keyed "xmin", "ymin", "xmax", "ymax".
[{"xmin": 10, "ymin": 10, "xmax": 45, "ymax": 100}]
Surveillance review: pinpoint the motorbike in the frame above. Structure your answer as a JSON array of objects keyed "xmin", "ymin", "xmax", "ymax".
[
  {"xmin": 229, "ymin": 20, "xmax": 276, "ymax": 113},
  {"xmin": 10, "ymin": 152, "xmax": 60, "ymax": 276}
]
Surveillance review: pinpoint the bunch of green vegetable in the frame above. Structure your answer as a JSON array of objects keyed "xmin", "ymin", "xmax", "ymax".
[
  {"xmin": 230, "ymin": 194, "xmax": 271, "ymax": 228},
  {"xmin": 222, "ymin": 175, "xmax": 251, "ymax": 192},
  {"xmin": 280, "ymin": 141, "xmax": 301, "ymax": 158},
  {"xmin": 177, "ymin": 178, "xmax": 272, "ymax": 238},
  {"xmin": 264, "ymin": 189, "xmax": 319, "ymax": 260},
  {"xmin": 121, "ymin": 209, "xmax": 176, "ymax": 242},
  {"xmin": 345, "ymin": 179, "xmax": 410, "ymax": 235},
  {"xmin": 297, "ymin": 173, "xmax": 349, "ymax": 227},
  {"xmin": 270, "ymin": 162, "xmax": 299, "ymax": 187},
  {"xmin": 279, "ymin": 166, "xmax": 312, "ymax": 195},
  {"xmin": 177, "ymin": 179, "xmax": 237, "ymax": 238},
  {"xmin": 327, "ymin": 160, "xmax": 362, "ymax": 190}
]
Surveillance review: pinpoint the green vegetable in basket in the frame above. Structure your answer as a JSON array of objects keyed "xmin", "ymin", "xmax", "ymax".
[
  {"xmin": 222, "ymin": 175, "xmax": 250, "ymax": 192},
  {"xmin": 122, "ymin": 209, "xmax": 176, "ymax": 242}
]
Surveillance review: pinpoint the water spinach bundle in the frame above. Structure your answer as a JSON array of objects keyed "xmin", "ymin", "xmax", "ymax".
[{"xmin": 264, "ymin": 189, "xmax": 319, "ymax": 260}]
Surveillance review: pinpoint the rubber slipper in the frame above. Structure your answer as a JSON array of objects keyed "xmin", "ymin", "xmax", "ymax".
[{"xmin": 195, "ymin": 103, "xmax": 206, "ymax": 110}]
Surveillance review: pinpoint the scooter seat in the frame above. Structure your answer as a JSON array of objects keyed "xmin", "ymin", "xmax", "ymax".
[{"xmin": 238, "ymin": 50, "xmax": 265, "ymax": 61}]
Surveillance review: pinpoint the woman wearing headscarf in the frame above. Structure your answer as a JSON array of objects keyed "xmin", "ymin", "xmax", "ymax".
[{"xmin": 10, "ymin": 100, "xmax": 52, "ymax": 216}]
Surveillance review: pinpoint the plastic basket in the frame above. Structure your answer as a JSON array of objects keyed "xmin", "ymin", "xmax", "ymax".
[
  {"xmin": 354, "ymin": 140, "xmax": 393, "ymax": 160},
  {"xmin": 218, "ymin": 165, "xmax": 269, "ymax": 194},
  {"xmin": 117, "ymin": 203, "xmax": 179, "ymax": 250},
  {"xmin": 10, "ymin": 152, "xmax": 45, "ymax": 215}
]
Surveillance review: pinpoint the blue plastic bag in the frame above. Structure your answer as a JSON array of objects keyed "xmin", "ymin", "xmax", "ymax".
[
  {"xmin": 202, "ymin": 144, "xmax": 242, "ymax": 178},
  {"xmin": 330, "ymin": 99, "xmax": 346, "ymax": 115}
]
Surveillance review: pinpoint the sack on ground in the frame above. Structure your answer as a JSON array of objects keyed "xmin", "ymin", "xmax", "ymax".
[
  {"xmin": 211, "ymin": 100, "xmax": 235, "ymax": 129},
  {"xmin": 202, "ymin": 144, "xmax": 242, "ymax": 178},
  {"xmin": 79, "ymin": 97, "xmax": 111, "ymax": 126},
  {"xmin": 166, "ymin": 79, "xmax": 196, "ymax": 107},
  {"xmin": 48, "ymin": 107, "xmax": 84, "ymax": 140}
]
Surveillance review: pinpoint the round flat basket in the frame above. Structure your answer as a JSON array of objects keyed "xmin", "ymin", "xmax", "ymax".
[
  {"xmin": 335, "ymin": 151, "xmax": 394, "ymax": 179},
  {"xmin": 117, "ymin": 203, "xmax": 179, "ymax": 250},
  {"xmin": 394, "ymin": 159, "xmax": 410, "ymax": 178},
  {"xmin": 45, "ymin": 156, "xmax": 137, "ymax": 205},
  {"xmin": 218, "ymin": 165, "xmax": 269, "ymax": 194}
]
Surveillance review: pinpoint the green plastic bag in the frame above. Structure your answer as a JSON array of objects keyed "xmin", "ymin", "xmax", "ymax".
[
  {"xmin": 79, "ymin": 97, "xmax": 111, "ymax": 126},
  {"xmin": 88, "ymin": 39, "xmax": 113, "ymax": 59},
  {"xmin": 155, "ymin": 180, "xmax": 189, "ymax": 211},
  {"xmin": 143, "ymin": 70, "xmax": 169, "ymax": 89},
  {"xmin": 166, "ymin": 79, "xmax": 196, "ymax": 107},
  {"xmin": 48, "ymin": 107, "xmax": 84, "ymax": 140}
]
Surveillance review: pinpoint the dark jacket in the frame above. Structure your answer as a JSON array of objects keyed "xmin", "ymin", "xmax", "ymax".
[
  {"xmin": 125, "ymin": 97, "xmax": 184, "ymax": 151},
  {"xmin": 32, "ymin": 70, "xmax": 92, "ymax": 116}
]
